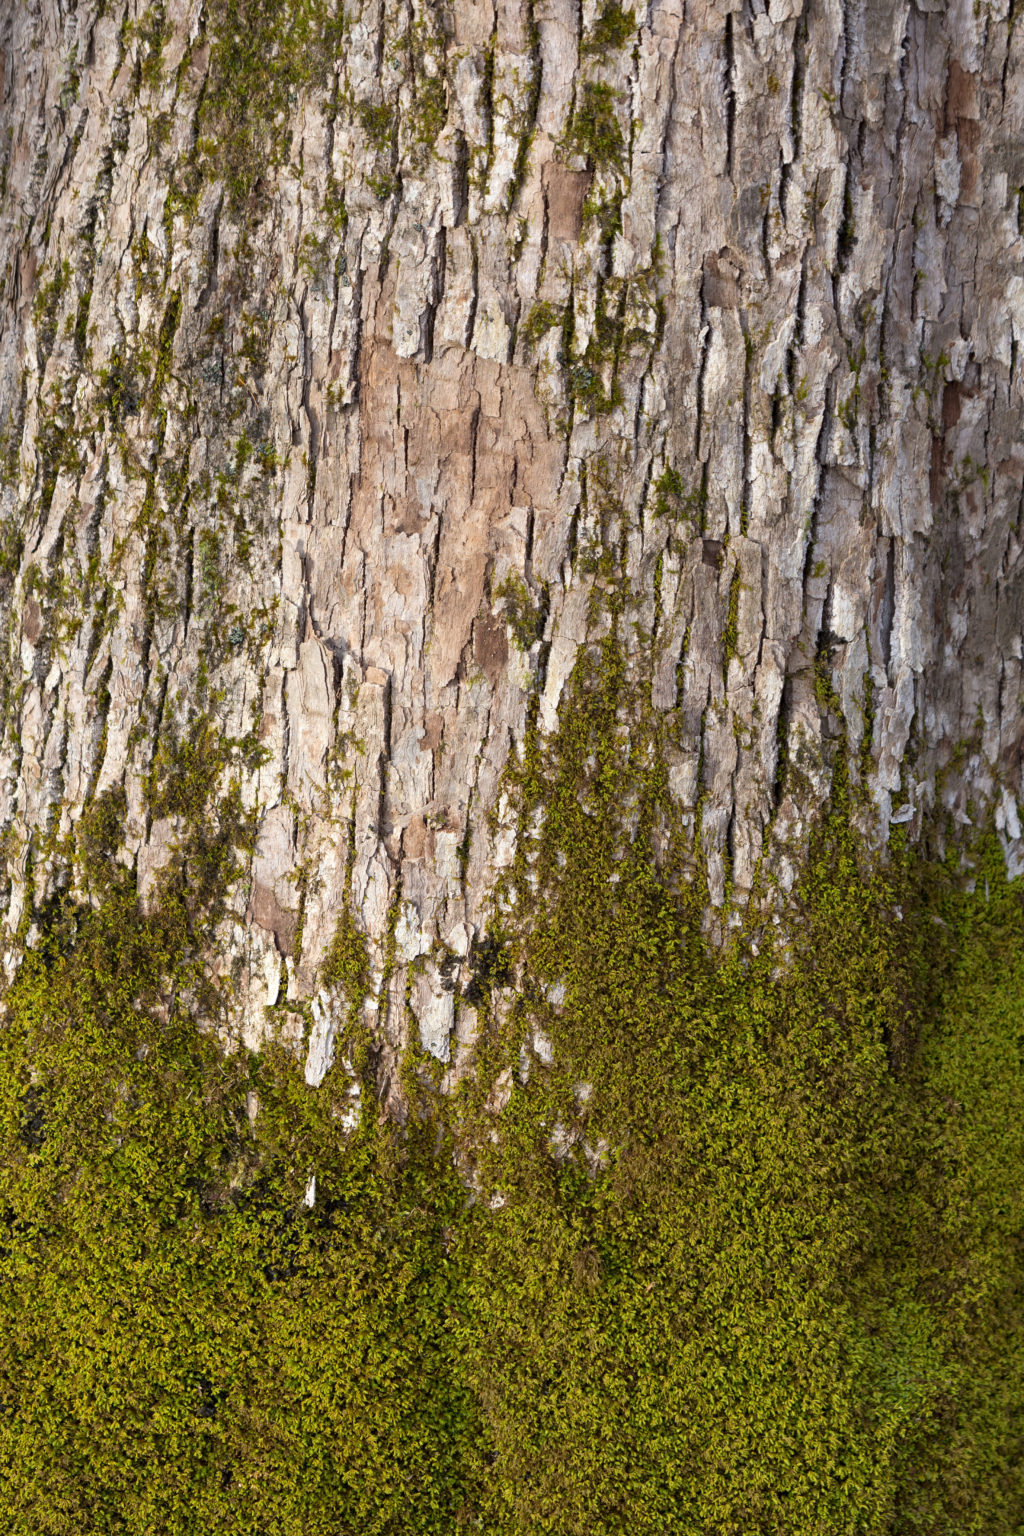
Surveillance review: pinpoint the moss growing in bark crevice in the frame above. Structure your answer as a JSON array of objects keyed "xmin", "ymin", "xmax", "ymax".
[
  {"xmin": 564, "ymin": 83, "xmax": 626, "ymax": 174},
  {"xmin": 494, "ymin": 573, "xmax": 545, "ymax": 651},
  {"xmin": 450, "ymin": 620, "xmax": 1024, "ymax": 1532}
]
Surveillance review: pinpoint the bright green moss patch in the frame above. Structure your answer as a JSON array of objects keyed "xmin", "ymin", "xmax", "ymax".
[
  {"xmin": 0, "ymin": 889, "xmax": 478, "ymax": 1534},
  {"xmin": 0, "ymin": 670, "xmax": 1021, "ymax": 1529}
]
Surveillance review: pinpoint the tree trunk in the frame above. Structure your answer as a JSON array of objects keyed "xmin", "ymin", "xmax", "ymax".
[
  {"xmin": 4, "ymin": 2, "xmax": 1024, "ymax": 1528},
  {"xmin": 0, "ymin": 0, "xmax": 1021, "ymax": 1072}
]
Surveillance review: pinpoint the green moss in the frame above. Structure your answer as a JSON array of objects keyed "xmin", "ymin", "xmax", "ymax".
[
  {"xmin": 520, "ymin": 300, "xmax": 563, "ymax": 353},
  {"xmin": 33, "ymin": 398, "xmax": 87, "ymax": 522},
  {"xmin": 857, "ymin": 668, "xmax": 876, "ymax": 794},
  {"xmin": 1, "ymin": 591, "xmax": 1022, "ymax": 1533},
  {"xmin": 193, "ymin": 0, "xmax": 346, "ymax": 212},
  {"xmin": 31, "ymin": 260, "xmax": 73, "ymax": 357},
  {"xmin": 652, "ymin": 462, "xmax": 684, "ymax": 514},
  {"xmin": 722, "ymin": 559, "xmax": 742, "ymax": 671},
  {"xmin": 121, "ymin": 2, "xmax": 169, "ymax": 92},
  {"xmin": 409, "ymin": 74, "xmax": 447, "ymax": 148},
  {"xmin": 144, "ymin": 715, "xmax": 261, "ymax": 960},
  {"xmin": 814, "ymin": 647, "xmax": 843, "ymax": 716},
  {"xmin": 458, "ymin": 635, "xmax": 1024, "ymax": 1532},
  {"xmin": 97, "ymin": 349, "xmax": 140, "ymax": 430},
  {"xmin": 495, "ymin": 573, "xmax": 545, "ymax": 651},
  {"xmin": 356, "ymin": 101, "xmax": 396, "ymax": 152},
  {"xmin": 581, "ymin": 1, "xmax": 636, "ymax": 56},
  {"xmin": 652, "ymin": 462, "xmax": 707, "ymax": 524},
  {"xmin": 0, "ymin": 884, "xmax": 477, "ymax": 1533},
  {"xmin": 298, "ymin": 198, "xmax": 347, "ymax": 296},
  {"xmin": 506, "ymin": 1, "xmax": 542, "ymax": 210},
  {"xmin": 367, "ymin": 170, "xmax": 398, "ymax": 202},
  {"xmin": 71, "ymin": 285, "xmax": 93, "ymax": 361},
  {"xmin": 321, "ymin": 905, "xmax": 370, "ymax": 1012},
  {"xmin": 72, "ymin": 787, "xmax": 128, "ymax": 896},
  {"xmin": 469, "ymin": 37, "xmax": 497, "ymax": 195},
  {"xmin": 564, "ymin": 83, "xmax": 625, "ymax": 174},
  {"xmin": 197, "ymin": 528, "xmax": 222, "ymax": 596},
  {"xmin": 0, "ymin": 524, "xmax": 23, "ymax": 593},
  {"xmin": 567, "ymin": 332, "xmax": 624, "ymax": 419},
  {"xmin": 152, "ymin": 292, "xmax": 180, "ymax": 400},
  {"xmin": 523, "ymin": 289, "xmax": 632, "ymax": 419}
]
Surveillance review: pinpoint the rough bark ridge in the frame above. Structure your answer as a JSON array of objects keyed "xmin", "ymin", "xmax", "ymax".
[{"xmin": 0, "ymin": 0, "xmax": 1022, "ymax": 1083}]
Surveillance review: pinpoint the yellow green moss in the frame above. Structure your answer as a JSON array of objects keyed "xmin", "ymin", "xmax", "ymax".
[{"xmin": 0, "ymin": 641, "xmax": 1021, "ymax": 1533}]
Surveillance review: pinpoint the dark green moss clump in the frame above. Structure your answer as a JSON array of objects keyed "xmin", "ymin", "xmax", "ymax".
[
  {"xmin": 495, "ymin": 573, "xmax": 545, "ymax": 651},
  {"xmin": 520, "ymin": 300, "xmax": 564, "ymax": 354},
  {"xmin": 723, "ymin": 558, "xmax": 742, "ymax": 670},
  {"xmin": 652, "ymin": 462, "xmax": 706, "ymax": 524}
]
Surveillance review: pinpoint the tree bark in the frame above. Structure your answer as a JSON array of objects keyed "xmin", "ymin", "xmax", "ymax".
[{"xmin": 0, "ymin": 0, "xmax": 1022, "ymax": 1085}]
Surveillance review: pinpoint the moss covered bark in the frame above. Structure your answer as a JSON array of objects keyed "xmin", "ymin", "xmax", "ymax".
[
  {"xmin": 0, "ymin": 704, "xmax": 1021, "ymax": 1530},
  {"xmin": 1, "ymin": 0, "xmax": 1023, "ymax": 1527}
]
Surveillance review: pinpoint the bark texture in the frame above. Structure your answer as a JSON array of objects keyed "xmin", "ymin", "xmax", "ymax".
[{"xmin": 0, "ymin": 0, "xmax": 1022, "ymax": 1082}]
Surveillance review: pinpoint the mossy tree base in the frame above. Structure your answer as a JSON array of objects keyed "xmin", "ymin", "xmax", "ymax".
[{"xmin": 0, "ymin": 771, "xmax": 1020, "ymax": 1531}]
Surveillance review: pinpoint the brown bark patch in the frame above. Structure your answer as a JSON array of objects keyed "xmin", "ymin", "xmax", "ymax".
[
  {"xmin": 945, "ymin": 61, "xmax": 978, "ymax": 127},
  {"xmin": 942, "ymin": 381, "xmax": 963, "ymax": 433},
  {"xmin": 394, "ymin": 495, "xmax": 426, "ymax": 535},
  {"xmin": 22, "ymin": 599, "xmax": 42, "ymax": 645},
  {"xmin": 402, "ymin": 813, "xmax": 432, "ymax": 861},
  {"xmin": 946, "ymin": 63, "xmax": 979, "ymax": 200},
  {"xmin": 248, "ymin": 881, "xmax": 298, "ymax": 957},
  {"xmin": 703, "ymin": 251, "xmax": 741, "ymax": 309},
  {"xmin": 957, "ymin": 117, "xmax": 981, "ymax": 201},
  {"xmin": 474, "ymin": 611, "xmax": 508, "ymax": 686},
  {"xmin": 544, "ymin": 165, "xmax": 593, "ymax": 240},
  {"xmin": 419, "ymin": 712, "xmax": 444, "ymax": 752}
]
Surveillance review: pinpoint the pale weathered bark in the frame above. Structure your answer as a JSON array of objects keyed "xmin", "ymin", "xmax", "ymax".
[{"xmin": 0, "ymin": 0, "xmax": 1022, "ymax": 1090}]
